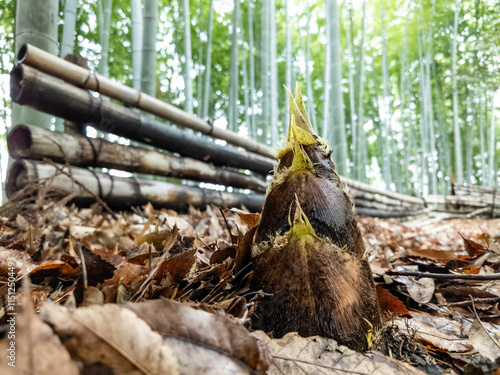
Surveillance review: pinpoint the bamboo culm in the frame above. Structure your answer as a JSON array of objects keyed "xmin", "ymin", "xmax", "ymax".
[
  {"xmin": 10, "ymin": 64, "xmax": 276, "ymax": 175},
  {"xmin": 7, "ymin": 160, "xmax": 266, "ymax": 212},
  {"xmin": 8, "ymin": 124, "xmax": 267, "ymax": 192},
  {"xmin": 12, "ymin": 0, "xmax": 59, "ymax": 132},
  {"xmin": 17, "ymin": 44, "xmax": 273, "ymax": 157}
]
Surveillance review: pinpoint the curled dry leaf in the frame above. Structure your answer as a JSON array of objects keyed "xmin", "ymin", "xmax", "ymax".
[
  {"xmin": 0, "ymin": 284, "xmax": 78, "ymax": 375},
  {"xmin": 124, "ymin": 299, "xmax": 271, "ymax": 374},
  {"xmin": 251, "ymin": 331, "xmax": 426, "ymax": 375},
  {"xmin": 40, "ymin": 303, "xmax": 179, "ymax": 375}
]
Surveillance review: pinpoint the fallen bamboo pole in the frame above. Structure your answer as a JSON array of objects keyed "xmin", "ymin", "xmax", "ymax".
[
  {"xmin": 17, "ymin": 43, "xmax": 273, "ymax": 158},
  {"xmin": 8, "ymin": 124, "xmax": 267, "ymax": 192},
  {"xmin": 355, "ymin": 207, "xmax": 429, "ymax": 218},
  {"xmin": 350, "ymin": 189, "xmax": 416, "ymax": 208},
  {"xmin": 10, "ymin": 64, "xmax": 276, "ymax": 175},
  {"xmin": 353, "ymin": 198, "xmax": 417, "ymax": 212},
  {"xmin": 7, "ymin": 159, "xmax": 266, "ymax": 212},
  {"xmin": 341, "ymin": 175, "xmax": 426, "ymax": 206}
]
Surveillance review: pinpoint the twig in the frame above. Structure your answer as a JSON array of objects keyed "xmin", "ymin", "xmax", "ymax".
[
  {"xmin": 447, "ymin": 296, "xmax": 500, "ymax": 306},
  {"xmin": 43, "ymin": 158, "xmax": 119, "ymax": 220},
  {"xmin": 387, "ymin": 271, "xmax": 500, "ymax": 280}
]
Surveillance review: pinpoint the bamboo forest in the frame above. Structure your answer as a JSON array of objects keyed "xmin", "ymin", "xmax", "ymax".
[
  {"xmin": 2, "ymin": 1, "xmax": 500, "ymax": 373},
  {"xmin": 0, "ymin": 0, "xmax": 498, "ymax": 198}
]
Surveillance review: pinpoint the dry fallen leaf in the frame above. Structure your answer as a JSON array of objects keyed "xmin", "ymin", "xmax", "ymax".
[
  {"xmin": 124, "ymin": 299, "xmax": 270, "ymax": 374},
  {"xmin": 40, "ymin": 303, "xmax": 179, "ymax": 375},
  {"xmin": 376, "ymin": 285, "xmax": 412, "ymax": 316},
  {"xmin": 393, "ymin": 312, "xmax": 472, "ymax": 352},
  {"xmin": 407, "ymin": 277, "xmax": 435, "ymax": 304},
  {"xmin": 468, "ymin": 318, "xmax": 500, "ymax": 360},
  {"xmin": 0, "ymin": 281, "xmax": 78, "ymax": 375},
  {"xmin": 252, "ymin": 331, "xmax": 426, "ymax": 375}
]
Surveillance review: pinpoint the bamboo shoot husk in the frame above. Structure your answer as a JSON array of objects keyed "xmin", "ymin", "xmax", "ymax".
[
  {"xmin": 10, "ymin": 64, "xmax": 276, "ymax": 175},
  {"xmin": 8, "ymin": 124, "xmax": 267, "ymax": 192},
  {"xmin": 17, "ymin": 43, "xmax": 273, "ymax": 158},
  {"xmin": 7, "ymin": 160, "xmax": 265, "ymax": 211}
]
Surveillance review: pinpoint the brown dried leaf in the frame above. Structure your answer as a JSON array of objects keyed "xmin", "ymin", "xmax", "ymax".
[
  {"xmin": 459, "ymin": 232, "xmax": 486, "ymax": 257},
  {"xmin": 234, "ymin": 225, "xmax": 257, "ymax": 273},
  {"xmin": 228, "ymin": 208, "xmax": 261, "ymax": 229},
  {"xmin": 252, "ymin": 331, "xmax": 426, "ymax": 375},
  {"xmin": 156, "ymin": 249, "xmax": 197, "ymax": 282},
  {"xmin": 29, "ymin": 260, "xmax": 80, "ymax": 280},
  {"xmin": 210, "ymin": 246, "xmax": 236, "ymax": 265},
  {"xmin": 440, "ymin": 286, "xmax": 498, "ymax": 299},
  {"xmin": 127, "ymin": 251, "xmax": 161, "ymax": 265},
  {"xmin": 80, "ymin": 245, "xmax": 116, "ymax": 286},
  {"xmin": 40, "ymin": 303, "xmax": 179, "ymax": 375},
  {"xmin": 135, "ymin": 225, "xmax": 178, "ymax": 252},
  {"xmin": 0, "ymin": 282, "xmax": 78, "ymax": 375},
  {"xmin": 406, "ymin": 248, "xmax": 460, "ymax": 264},
  {"xmin": 376, "ymin": 286, "xmax": 411, "ymax": 316},
  {"xmin": 124, "ymin": 299, "xmax": 270, "ymax": 374}
]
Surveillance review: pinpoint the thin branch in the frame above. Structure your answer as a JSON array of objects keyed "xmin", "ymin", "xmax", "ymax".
[
  {"xmin": 387, "ymin": 271, "xmax": 500, "ymax": 280},
  {"xmin": 447, "ymin": 296, "xmax": 500, "ymax": 306},
  {"xmin": 43, "ymin": 158, "xmax": 119, "ymax": 220}
]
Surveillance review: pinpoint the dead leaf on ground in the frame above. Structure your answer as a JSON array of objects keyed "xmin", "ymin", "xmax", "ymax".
[
  {"xmin": 124, "ymin": 299, "xmax": 270, "ymax": 374},
  {"xmin": 40, "ymin": 303, "xmax": 179, "ymax": 375},
  {"xmin": 252, "ymin": 331, "xmax": 426, "ymax": 375},
  {"xmin": 407, "ymin": 277, "xmax": 435, "ymax": 304},
  {"xmin": 376, "ymin": 286, "xmax": 412, "ymax": 316},
  {"xmin": 0, "ymin": 281, "xmax": 78, "ymax": 375},
  {"xmin": 155, "ymin": 249, "xmax": 197, "ymax": 282},
  {"xmin": 135, "ymin": 225, "xmax": 179, "ymax": 253},
  {"xmin": 468, "ymin": 317, "xmax": 500, "ymax": 361},
  {"xmin": 29, "ymin": 260, "xmax": 80, "ymax": 280},
  {"xmin": 393, "ymin": 312, "xmax": 472, "ymax": 353},
  {"xmin": 228, "ymin": 208, "xmax": 260, "ymax": 229}
]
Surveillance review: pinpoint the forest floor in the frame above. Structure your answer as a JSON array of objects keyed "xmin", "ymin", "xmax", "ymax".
[{"xmin": 0, "ymin": 192, "xmax": 499, "ymax": 374}]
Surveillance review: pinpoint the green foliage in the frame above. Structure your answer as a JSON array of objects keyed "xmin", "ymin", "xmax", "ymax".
[{"xmin": 2, "ymin": 0, "xmax": 499, "ymax": 191}]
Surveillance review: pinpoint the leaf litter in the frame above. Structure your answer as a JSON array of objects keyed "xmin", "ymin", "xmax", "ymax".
[{"xmin": 0, "ymin": 195, "xmax": 499, "ymax": 374}]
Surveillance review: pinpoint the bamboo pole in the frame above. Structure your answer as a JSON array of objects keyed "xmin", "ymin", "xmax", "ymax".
[
  {"xmin": 17, "ymin": 43, "xmax": 273, "ymax": 158},
  {"xmin": 340, "ymin": 175, "xmax": 425, "ymax": 206},
  {"xmin": 355, "ymin": 207, "xmax": 429, "ymax": 219},
  {"xmin": 7, "ymin": 160, "xmax": 265, "ymax": 212},
  {"xmin": 8, "ymin": 124, "xmax": 267, "ymax": 192},
  {"xmin": 12, "ymin": 1, "xmax": 59, "ymax": 132},
  {"xmin": 10, "ymin": 64, "xmax": 275, "ymax": 175}
]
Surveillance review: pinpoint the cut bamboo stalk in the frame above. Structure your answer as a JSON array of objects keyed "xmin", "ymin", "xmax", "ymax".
[
  {"xmin": 17, "ymin": 43, "xmax": 273, "ymax": 158},
  {"xmin": 7, "ymin": 160, "xmax": 265, "ymax": 212},
  {"xmin": 355, "ymin": 207, "xmax": 429, "ymax": 218},
  {"xmin": 8, "ymin": 124, "xmax": 267, "ymax": 192},
  {"xmin": 353, "ymin": 198, "xmax": 416, "ymax": 212},
  {"xmin": 10, "ymin": 64, "xmax": 276, "ymax": 175},
  {"xmin": 350, "ymin": 189, "xmax": 416, "ymax": 208},
  {"xmin": 341, "ymin": 174, "xmax": 425, "ymax": 206}
]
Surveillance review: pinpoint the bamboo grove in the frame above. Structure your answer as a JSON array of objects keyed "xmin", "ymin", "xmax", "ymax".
[{"xmin": 0, "ymin": 0, "xmax": 499, "ymax": 197}]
